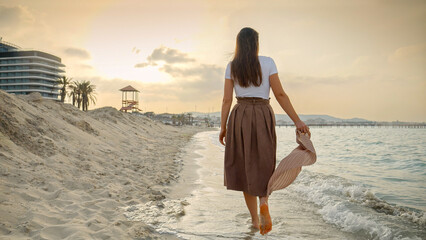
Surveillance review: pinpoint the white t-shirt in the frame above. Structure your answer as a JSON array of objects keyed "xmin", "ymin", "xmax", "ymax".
[{"xmin": 225, "ymin": 56, "xmax": 278, "ymax": 99}]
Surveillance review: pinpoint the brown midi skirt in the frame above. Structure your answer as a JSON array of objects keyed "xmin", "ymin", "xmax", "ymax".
[{"xmin": 224, "ymin": 97, "xmax": 277, "ymax": 197}]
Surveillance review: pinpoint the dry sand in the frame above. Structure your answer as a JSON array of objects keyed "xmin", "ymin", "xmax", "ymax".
[{"xmin": 0, "ymin": 90, "xmax": 206, "ymax": 239}]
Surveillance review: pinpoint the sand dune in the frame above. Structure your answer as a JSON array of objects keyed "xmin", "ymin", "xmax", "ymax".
[{"xmin": 0, "ymin": 90, "xmax": 204, "ymax": 239}]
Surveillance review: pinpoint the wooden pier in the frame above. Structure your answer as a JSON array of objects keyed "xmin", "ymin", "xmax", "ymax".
[{"xmin": 276, "ymin": 122, "xmax": 426, "ymax": 128}]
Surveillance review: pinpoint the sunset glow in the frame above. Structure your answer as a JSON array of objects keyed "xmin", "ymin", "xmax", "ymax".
[{"xmin": 1, "ymin": 0, "xmax": 425, "ymax": 121}]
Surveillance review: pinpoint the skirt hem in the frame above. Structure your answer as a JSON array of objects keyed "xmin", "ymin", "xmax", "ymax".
[{"xmin": 224, "ymin": 184, "xmax": 268, "ymax": 197}]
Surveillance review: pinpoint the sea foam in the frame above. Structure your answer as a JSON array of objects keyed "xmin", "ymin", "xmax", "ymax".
[{"xmin": 288, "ymin": 170, "xmax": 425, "ymax": 240}]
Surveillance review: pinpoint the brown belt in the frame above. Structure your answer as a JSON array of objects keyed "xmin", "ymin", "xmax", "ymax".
[{"xmin": 236, "ymin": 97, "xmax": 270, "ymax": 105}]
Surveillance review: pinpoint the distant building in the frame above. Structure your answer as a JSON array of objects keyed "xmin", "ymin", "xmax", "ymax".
[{"xmin": 0, "ymin": 39, "xmax": 65, "ymax": 100}]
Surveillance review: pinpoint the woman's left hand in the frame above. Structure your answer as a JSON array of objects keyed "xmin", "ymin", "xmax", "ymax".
[
  {"xmin": 219, "ymin": 128, "xmax": 226, "ymax": 146},
  {"xmin": 295, "ymin": 120, "xmax": 311, "ymax": 137}
]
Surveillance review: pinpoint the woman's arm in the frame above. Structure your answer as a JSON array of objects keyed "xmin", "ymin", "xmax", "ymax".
[
  {"xmin": 270, "ymin": 73, "xmax": 310, "ymax": 135},
  {"xmin": 219, "ymin": 78, "xmax": 234, "ymax": 145}
]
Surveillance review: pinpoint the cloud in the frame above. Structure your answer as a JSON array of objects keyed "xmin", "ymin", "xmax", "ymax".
[
  {"xmin": 133, "ymin": 46, "xmax": 224, "ymax": 101},
  {"xmin": 148, "ymin": 46, "xmax": 195, "ymax": 63},
  {"xmin": 388, "ymin": 43, "xmax": 426, "ymax": 64},
  {"xmin": 134, "ymin": 62, "xmax": 156, "ymax": 68},
  {"xmin": 134, "ymin": 46, "xmax": 195, "ymax": 68},
  {"xmin": 0, "ymin": 5, "xmax": 53, "ymax": 49},
  {"xmin": 79, "ymin": 64, "xmax": 93, "ymax": 70},
  {"xmin": 134, "ymin": 63, "xmax": 149, "ymax": 68},
  {"xmin": 386, "ymin": 43, "xmax": 426, "ymax": 78},
  {"xmin": 132, "ymin": 47, "xmax": 140, "ymax": 54},
  {"xmin": 0, "ymin": 6, "xmax": 21, "ymax": 26},
  {"xmin": 0, "ymin": 5, "xmax": 34, "ymax": 30},
  {"xmin": 159, "ymin": 63, "xmax": 224, "ymax": 101},
  {"xmin": 63, "ymin": 47, "xmax": 91, "ymax": 59}
]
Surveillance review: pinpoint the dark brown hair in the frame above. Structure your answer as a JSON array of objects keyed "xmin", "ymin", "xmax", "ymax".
[{"xmin": 231, "ymin": 27, "xmax": 262, "ymax": 87}]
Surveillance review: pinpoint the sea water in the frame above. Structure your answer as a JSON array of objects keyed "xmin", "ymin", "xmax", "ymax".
[{"xmin": 122, "ymin": 127, "xmax": 425, "ymax": 239}]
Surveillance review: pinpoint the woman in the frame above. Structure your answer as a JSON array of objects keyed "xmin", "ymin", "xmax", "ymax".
[{"xmin": 219, "ymin": 27, "xmax": 310, "ymax": 235}]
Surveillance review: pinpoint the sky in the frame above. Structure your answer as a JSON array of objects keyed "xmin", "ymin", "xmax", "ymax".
[{"xmin": 0, "ymin": 0, "xmax": 425, "ymax": 122}]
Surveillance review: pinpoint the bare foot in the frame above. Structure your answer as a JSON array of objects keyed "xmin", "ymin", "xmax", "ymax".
[
  {"xmin": 259, "ymin": 203, "xmax": 272, "ymax": 235},
  {"xmin": 252, "ymin": 219, "xmax": 260, "ymax": 230}
]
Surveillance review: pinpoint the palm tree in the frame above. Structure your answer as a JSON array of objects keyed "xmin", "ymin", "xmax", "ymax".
[
  {"xmin": 177, "ymin": 114, "xmax": 186, "ymax": 125},
  {"xmin": 187, "ymin": 113, "xmax": 193, "ymax": 125},
  {"xmin": 67, "ymin": 81, "xmax": 80, "ymax": 107},
  {"xmin": 80, "ymin": 80, "xmax": 96, "ymax": 111},
  {"xmin": 56, "ymin": 76, "xmax": 72, "ymax": 102},
  {"xmin": 68, "ymin": 83, "xmax": 75, "ymax": 106},
  {"xmin": 66, "ymin": 80, "xmax": 96, "ymax": 111},
  {"xmin": 74, "ymin": 81, "xmax": 83, "ymax": 110}
]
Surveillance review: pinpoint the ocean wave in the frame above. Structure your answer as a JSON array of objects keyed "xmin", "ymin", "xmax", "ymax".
[
  {"xmin": 359, "ymin": 190, "xmax": 425, "ymax": 226},
  {"xmin": 288, "ymin": 170, "xmax": 425, "ymax": 240}
]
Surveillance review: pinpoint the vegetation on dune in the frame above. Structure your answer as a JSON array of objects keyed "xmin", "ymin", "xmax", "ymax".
[
  {"xmin": 56, "ymin": 76, "xmax": 72, "ymax": 103},
  {"xmin": 56, "ymin": 76, "xmax": 97, "ymax": 111}
]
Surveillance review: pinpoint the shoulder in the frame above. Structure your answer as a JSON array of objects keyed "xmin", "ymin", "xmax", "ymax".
[
  {"xmin": 259, "ymin": 56, "xmax": 278, "ymax": 75},
  {"xmin": 258, "ymin": 56, "xmax": 275, "ymax": 65},
  {"xmin": 225, "ymin": 61, "xmax": 232, "ymax": 72},
  {"xmin": 225, "ymin": 61, "xmax": 232, "ymax": 78},
  {"xmin": 226, "ymin": 61, "xmax": 232, "ymax": 68}
]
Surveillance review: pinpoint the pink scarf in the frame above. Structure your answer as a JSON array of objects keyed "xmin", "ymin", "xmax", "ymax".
[{"xmin": 267, "ymin": 130, "xmax": 317, "ymax": 196}]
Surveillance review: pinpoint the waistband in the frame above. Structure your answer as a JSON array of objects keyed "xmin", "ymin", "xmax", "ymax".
[{"xmin": 236, "ymin": 97, "xmax": 270, "ymax": 105}]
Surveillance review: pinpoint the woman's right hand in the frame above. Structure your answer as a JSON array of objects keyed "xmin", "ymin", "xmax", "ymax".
[
  {"xmin": 295, "ymin": 120, "xmax": 310, "ymax": 136},
  {"xmin": 219, "ymin": 128, "xmax": 226, "ymax": 146}
]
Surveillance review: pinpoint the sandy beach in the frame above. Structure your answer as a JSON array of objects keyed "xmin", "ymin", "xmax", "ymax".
[{"xmin": 0, "ymin": 90, "xmax": 206, "ymax": 239}]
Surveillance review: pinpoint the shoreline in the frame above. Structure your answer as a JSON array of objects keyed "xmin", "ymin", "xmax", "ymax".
[
  {"xmin": 119, "ymin": 131, "xmax": 210, "ymax": 238},
  {"xmin": 119, "ymin": 130, "xmax": 426, "ymax": 240},
  {"xmin": 0, "ymin": 91, "xmax": 210, "ymax": 239}
]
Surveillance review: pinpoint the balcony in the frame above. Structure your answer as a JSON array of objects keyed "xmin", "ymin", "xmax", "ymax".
[
  {"xmin": 0, "ymin": 62, "xmax": 65, "ymax": 72},
  {"xmin": 0, "ymin": 75, "xmax": 60, "ymax": 82},
  {"xmin": 0, "ymin": 69, "xmax": 64, "ymax": 77},
  {"xmin": 0, "ymin": 56, "xmax": 65, "ymax": 67}
]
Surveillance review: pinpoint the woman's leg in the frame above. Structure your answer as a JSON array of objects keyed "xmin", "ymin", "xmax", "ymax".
[
  {"xmin": 259, "ymin": 196, "xmax": 272, "ymax": 235},
  {"xmin": 259, "ymin": 196, "xmax": 268, "ymax": 205},
  {"xmin": 243, "ymin": 192, "xmax": 259, "ymax": 229}
]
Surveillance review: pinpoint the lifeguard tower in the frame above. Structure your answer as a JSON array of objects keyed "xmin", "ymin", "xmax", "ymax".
[{"xmin": 119, "ymin": 85, "xmax": 141, "ymax": 113}]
